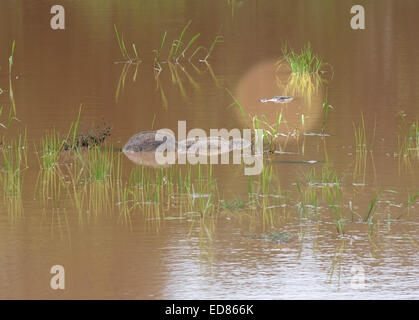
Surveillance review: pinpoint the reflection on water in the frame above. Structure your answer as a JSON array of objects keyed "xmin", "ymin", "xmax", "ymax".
[{"xmin": 0, "ymin": 0, "xmax": 418, "ymax": 299}]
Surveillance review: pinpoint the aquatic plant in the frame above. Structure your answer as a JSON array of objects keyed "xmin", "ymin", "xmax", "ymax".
[
  {"xmin": 396, "ymin": 116, "xmax": 418, "ymax": 161},
  {"xmin": 9, "ymin": 40, "xmax": 16, "ymax": 116},
  {"xmin": 37, "ymin": 166, "xmax": 66, "ymax": 210},
  {"xmin": 353, "ymin": 114, "xmax": 367, "ymax": 153},
  {"xmin": 1, "ymin": 133, "xmax": 27, "ymax": 198},
  {"xmin": 154, "ymin": 21, "xmax": 203, "ymax": 65},
  {"xmin": 62, "ymin": 104, "xmax": 83, "ymax": 150},
  {"xmin": 252, "ymin": 112, "xmax": 291, "ymax": 153},
  {"xmin": 83, "ymin": 146, "xmax": 114, "ymax": 181},
  {"xmin": 352, "ymin": 113, "xmax": 377, "ymax": 184},
  {"xmin": 153, "ymin": 30, "xmax": 167, "ymax": 72},
  {"xmin": 149, "ymin": 24, "xmax": 222, "ymax": 107},
  {"xmin": 226, "ymin": 88, "xmax": 245, "ymax": 117},
  {"xmin": 299, "ymin": 164, "xmax": 344, "ymax": 233},
  {"xmin": 199, "ymin": 34, "xmax": 223, "ymax": 62},
  {"xmin": 364, "ymin": 190, "xmax": 381, "ymax": 222},
  {"xmin": 277, "ymin": 42, "xmax": 323, "ymax": 74},
  {"xmin": 168, "ymin": 20, "xmax": 193, "ymax": 61},
  {"xmin": 0, "ymin": 41, "xmax": 18, "ymax": 130},
  {"xmin": 114, "ymin": 25, "xmax": 140, "ymax": 63},
  {"xmin": 38, "ymin": 129, "xmax": 65, "ymax": 169},
  {"xmin": 306, "ymin": 165, "xmax": 340, "ymax": 187},
  {"xmin": 176, "ymin": 32, "xmax": 201, "ymax": 62},
  {"xmin": 116, "ymin": 180, "xmax": 134, "ymax": 227}
]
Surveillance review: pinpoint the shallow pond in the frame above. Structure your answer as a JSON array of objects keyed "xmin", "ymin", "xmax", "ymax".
[{"xmin": 0, "ymin": 0, "xmax": 418, "ymax": 299}]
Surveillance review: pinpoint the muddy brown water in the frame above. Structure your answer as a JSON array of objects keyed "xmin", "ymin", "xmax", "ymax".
[{"xmin": 0, "ymin": 0, "xmax": 418, "ymax": 299}]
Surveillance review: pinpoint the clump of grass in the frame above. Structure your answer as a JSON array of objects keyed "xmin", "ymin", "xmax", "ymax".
[
  {"xmin": 76, "ymin": 146, "xmax": 114, "ymax": 182},
  {"xmin": 114, "ymin": 25, "xmax": 140, "ymax": 63},
  {"xmin": 396, "ymin": 116, "xmax": 418, "ymax": 160},
  {"xmin": 154, "ymin": 21, "xmax": 222, "ymax": 64},
  {"xmin": 88, "ymin": 147, "xmax": 113, "ymax": 181},
  {"xmin": 353, "ymin": 113, "xmax": 367, "ymax": 153},
  {"xmin": 306, "ymin": 165, "xmax": 340, "ymax": 187},
  {"xmin": 277, "ymin": 42, "xmax": 323, "ymax": 74},
  {"xmin": 38, "ymin": 129, "xmax": 65, "ymax": 169},
  {"xmin": 153, "ymin": 21, "xmax": 203, "ymax": 68},
  {"xmin": 299, "ymin": 165, "xmax": 344, "ymax": 233},
  {"xmin": 251, "ymin": 112, "xmax": 288, "ymax": 153},
  {"xmin": 352, "ymin": 113, "xmax": 377, "ymax": 184},
  {"xmin": 326, "ymin": 185, "xmax": 345, "ymax": 234},
  {"xmin": 1, "ymin": 133, "xmax": 27, "ymax": 198},
  {"xmin": 174, "ymin": 22, "xmax": 202, "ymax": 63},
  {"xmin": 168, "ymin": 20, "xmax": 193, "ymax": 61},
  {"xmin": 277, "ymin": 43, "xmax": 323, "ymax": 74},
  {"xmin": 37, "ymin": 166, "xmax": 66, "ymax": 210}
]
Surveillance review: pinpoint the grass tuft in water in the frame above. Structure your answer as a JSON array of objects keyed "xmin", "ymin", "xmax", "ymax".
[
  {"xmin": 251, "ymin": 112, "xmax": 287, "ymax": 153},
  {"xmin": 353, "ymin": 113, "xmax": 367, "ymax": 153},
  {"xmin": 396, "ymin": 115, "xmax": 418, "ymax": 161},
  {"xmin": 76, "ymin": 146, "xmax": 114, "ymax": 182},
  {"xmin": 277, "ymin": 42, "xmax": 323, "ymax": 74},
  {"xmin": 38, "ymin": 129, "xmax": 65, "ymax": 169},
  {"xmin": 114, "ymin": 25, "xmax": 140, "ymax": 63},
  {"xmin": 1, "ymin": 133, "xmax": 27, "ymax": 198}
]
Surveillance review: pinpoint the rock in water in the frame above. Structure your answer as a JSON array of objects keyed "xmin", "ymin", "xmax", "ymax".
[
  {"xmin": 122, "ymin": 130, "xmax": 176, "ymax": 153},
  {"xmin": 178, "ymin": 137, "xmax": 252, "ymax": 156}
]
